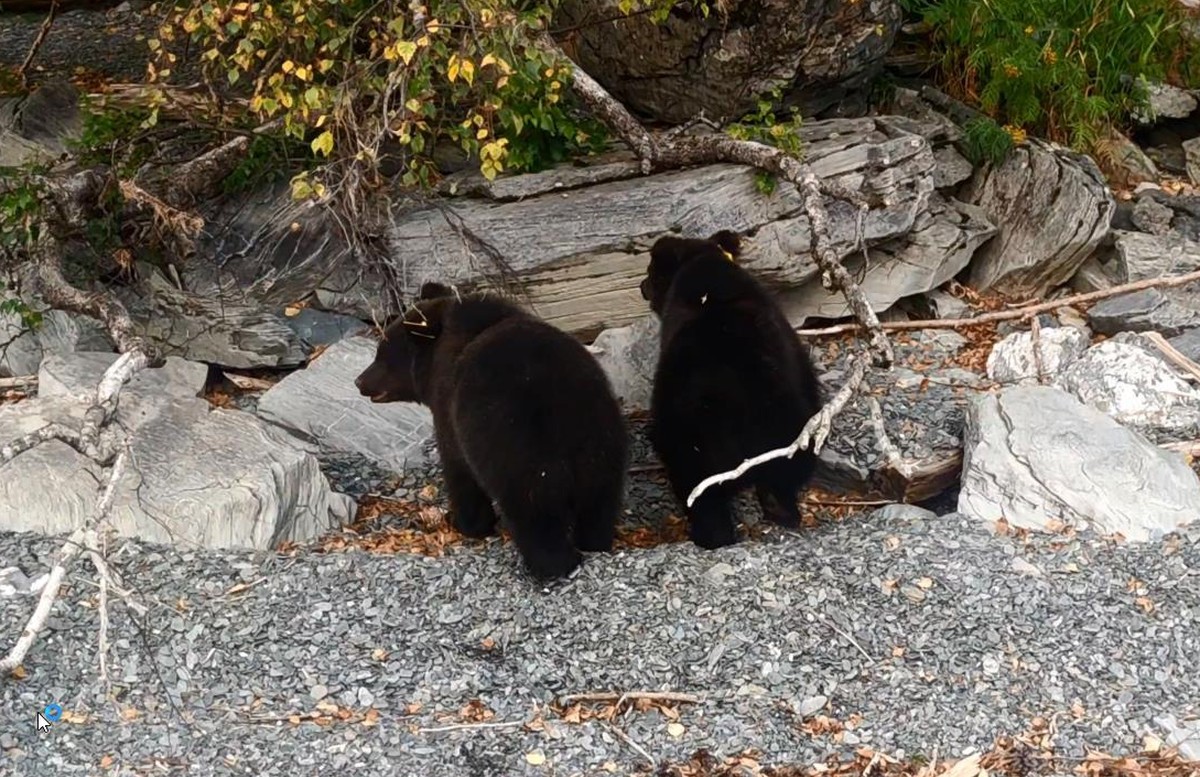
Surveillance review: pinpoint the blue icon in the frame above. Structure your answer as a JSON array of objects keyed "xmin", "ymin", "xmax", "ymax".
[{"xmin": 43, "ymin": 703, "xmax": 61, "ymax": 723}]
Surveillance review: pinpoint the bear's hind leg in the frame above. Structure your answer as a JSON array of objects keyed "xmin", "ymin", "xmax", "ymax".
[
  {"xmin": 572, "ymin": 477, "xmax": 622, "ymax": 553},
  {"xmin": 443, "ymin": 458, "xmax": 499, "ymax": 538},
  {"xmin": 752, "ymin": 459, "xmax": 803, "ymax": 530}
]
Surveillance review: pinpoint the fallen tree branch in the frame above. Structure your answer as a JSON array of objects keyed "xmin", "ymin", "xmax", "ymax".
[
  {"xmin": 795, "ymin": 268, "xmax": 1200, "ymax": 337},
  {"xmin": 560, "ymin": 691, "xmax": 701, "ymax": 706},
  {"xmin": 867, "ymin": 396, "xmax": 916, "ymax": 484},
  {"xmin": 1161, "ymin": 439, "xmax": 1200, "ymax": 458},
  {"xmin": 0, "ymin": 448, "xmax": 128, "ymax": 675},
  {"xmin": 0, "ymin": 375, "xmax": 38, "ymax": 390},
  {"xmin": 15, "ymin": 0, "xmax": 60, "ymax": 89},
  {"xmin": 1141, "ymin": 331, "xmax": 1200, "ymax": 384},
  {"xmin": 686, "ymin": 349, "xmax": 871, "ymax": 506},
  {"xmin": 1029, "ymin": 314, "xmax": 1047, "ymax": 385}
]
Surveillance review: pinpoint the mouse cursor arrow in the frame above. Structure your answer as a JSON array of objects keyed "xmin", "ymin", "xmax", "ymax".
[{"xmin": 36, "ymin": 712, "xmax": 50, "ymax": 733}]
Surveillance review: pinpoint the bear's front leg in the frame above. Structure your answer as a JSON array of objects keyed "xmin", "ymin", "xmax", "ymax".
[{"xmin": 442, "ymin": 458, "xmax": 499, "ymax": 538}]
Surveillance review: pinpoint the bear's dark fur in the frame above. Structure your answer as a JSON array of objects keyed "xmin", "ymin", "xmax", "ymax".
[
  {"xmin": 355, "ymin": 283, "xmax": 629, "ymax": 580},
  {"xmin": 640, "ymin": 230, "xmax": 822, "ymax": 549}
]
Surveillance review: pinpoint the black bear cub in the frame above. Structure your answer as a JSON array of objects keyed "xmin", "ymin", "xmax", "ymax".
[
  {"xmin": 355, "ymin": 283, "xmax": 629, "ymax": 580},
  {"xmin": 640, "ymin": 230, "xmax": 822, "ymax": 549}
]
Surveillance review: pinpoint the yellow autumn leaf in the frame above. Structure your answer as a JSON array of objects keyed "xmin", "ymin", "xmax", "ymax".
[
  {"xmin": 394, "ymin": 40, "xmax": 417, "ymax": 65},
  {"xmin": 460, "ymin": 58, "xmax": 475, "ymax": 85},
  {"xmin": 311, "ymin": 130, "xmax": 334, "ymax": 157},
  {"xmin": 480, "ymin": 53, "xmax": 496, "ymax": 68},
  {"xmin": 447, "ymin": 54, "xmax": 460, "ymax": 83},
  {"xmin": 281, "ymin": 60, "xmax": 294, "ymax": 73}
]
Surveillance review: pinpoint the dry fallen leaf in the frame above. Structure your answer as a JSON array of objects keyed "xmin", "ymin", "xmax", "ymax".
[
  {"xmin": 1071, "ymin": 701, "xmax": 1086, "ymax": 718},
  {"xmin": 404, "ymin": 702, "xmax": 423, "ymax": 715},
  {"xmin": 362, "ymin": 709, "xmax": 380, "ymax": 727},
  {"xmin": 1135, "ymin": 596, "xmax": 1155, "ymax": 614},
  {"xmin": 1143, "ymin": 733, "xmax": 1163, "ymax": 753},
  {"xmin": 482, "ymin": 637, "xmax": 496, "ymax": 651},
  {"xmin": 940, "ymin": 753, "xmax": 983, "ymax": 777},
  {"xmin": 371, "ymin": 648, "xmax": 389, "ymax": 662},
  {"xmin": 668, "ymin": 722, "xmax": 686, "ymax": 737},
  {"xmin": 916, "ymin": 577, "xmax": 934, "ymax": 590},
  {"xmin": 99, "ymin": 755, "xmax": 114, "ymax": 769},
  {"xmin": 892, "ymin": 646, "xmax": 906, "ymax": 658},
  {"xmin": 120, "ymin": 707, "xmax": 140, "ymax": 721},
  {"xmin": 884, "ymin": 535, "xmax": 901, "ymax": 551},
  {"xmin": 526, "ymin": 750, "xmax": 546, "ymax": 766},
  {"xmin": 9, "ymin": 665, "xmax": 26, "ymax": 680}
]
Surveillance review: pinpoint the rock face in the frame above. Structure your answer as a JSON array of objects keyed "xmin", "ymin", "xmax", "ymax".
[
  {"xmin": 189, "ymin": 116, "xmax": 959, "ymax": 338},
  {"xmin": 1088, "ymin": 288, "xmax": 1200, "ymax": 337},
  {"xmin": 588, "ymin": 315, "xmax": 661, "ymax": 413},
  {"xmin": 0, "ymin": 308, "xmax": 114, "ymax": 377},
  {"xmin": 985, "ymin": 326, "xmax": 1090, "ymax": 385},
  {"xmin": 256, "ymin": 336, "xmax": 435, "ymax": 472},
  {"xmin": 958, "ymin": 385, "xmax": 1200, "ymax": 542},
  {"xmin": 552, "ymin": 0, "xmax": 902, "ymax": 123},
  {"xmin": 0, "ymin": 352, "xmax": 355, "ymax": 550},
  {"xmin": 963, "ymin": 140, "xmax": 1115, "ymax": 297},
  {"xmin": 1054, "ymin": 339, "xmax": 1200, "ymax": 443}
]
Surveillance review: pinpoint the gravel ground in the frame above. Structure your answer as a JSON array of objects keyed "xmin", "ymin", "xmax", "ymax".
[{"xmin": 2, "ymin": 506, "xmax": 1198, "ymax": 776}]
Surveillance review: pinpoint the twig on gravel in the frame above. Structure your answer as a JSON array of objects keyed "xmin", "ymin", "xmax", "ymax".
[
  {"xmin": 607, "ymin": 721, "xmax": 656, "ymax": 768},
  {"xmin": 415, "ymin": 719, "xmax": 528, "ymax": 734},
  {"xmin": 815, "ymin": 612, "xmax": 874, "ymax": 663},
  {"xmin": 16, "ymin": 0, "xmax": 60, "ymax": 88},
  {"xmin": 685, "ymin": 349, "xmax": 870, "ymax": 507},
  {"xmin": 0, "ymin": 375, "xmax": 37, "ymax": 390},
  {"xmin": 86, "ymin": 529, "xmax": 110, "ymax": 684},
  {"xmin": 560, "ymin": 691, "xmax": 701, "ymax": 706},
  {"xmin": 1030, "ymin": 314, "xmax": 1047, "ymax": 385},
  {"xmin": 1142, "ymin": 331, "xmax": 1200, "ymax": 384},
  {"xmin": 795, "ymin": 267, "xmax": 1200, "ymax": 337},
  {"xmin": 867, "ymin": 396, "xmax": 915, "ymax": 484},
  {"xmin": 0, "ymin": 448, "xmax": 128, "ymax": 675}
]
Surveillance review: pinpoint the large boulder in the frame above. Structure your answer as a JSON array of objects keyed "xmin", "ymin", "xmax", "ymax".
[
  {"xmin": 985, "ymin": 326, "xmax": 1090, "ymax": 385},
  {"xmin": 0, "ymin": 308, "xmax": 114, "ymax": 378},
  {"xmin": 958, "ymin": 385, "xmax": 1200, "ymax": 542},
  {"xmin": 256, "ymin": 336, "xmax": 435, "ymax": 471},
  {"xmin": 194, "ymin": 117, "xmax": 954, "ymax": 338},
  {"xmin": 0, "ymin": 352, "xmax": 355, "ymax": 550},
  {"xmin": 963, "ymin": 140, "xmax": 1115, "ymax": 297},
  {"xmin": 552, "ymin": 0, "xmax": 902, "ymax": 123}
]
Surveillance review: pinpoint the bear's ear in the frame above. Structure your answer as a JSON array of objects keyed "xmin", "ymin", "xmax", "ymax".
[
  {"xmin": 418, "ymin": 282, "xmax": 454, "ymax": 301},
  {"xmin": 709, "ymin": 229, "xmax": 741, "ymax": 260}
]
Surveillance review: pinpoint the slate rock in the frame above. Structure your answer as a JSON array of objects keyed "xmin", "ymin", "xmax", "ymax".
[
  {"xmin": 256, "ymin": 335, "xmax": 435, "ymax": 472},
  {"xmin": 957, "ymin": 385, "xmax": 1200, "ymax": 542},
  {"xmin": 0, "ymin": 309, "xmax": 114, "ymax": 378},
  {"xmin": 1088, "ymin": 288, "xmax": 1200, "ymax": 338},
  {"xmin": 0, "ymin": 353, "xmax": 354, "ymax": 550},
  {"xmin": 587, "ymin": 315, "xmax": 661, "ymax": 413},
  {"xmin": 986, "ymin": 326, "xmax": 1090, "ymax": 385},
  {"xmin": 963, "ymin": 140, "xmax": 1114, "ymax": 297},
  {"xmin": 1169, "ymin": 328, "xmax": 1200, "ymax": 362},
  {"xmin": 1054, "ymin": 339, "xmax": 1200, "ymax": 443},
  {"xmin": 283, "ymin": 308, "xmax": 369, "ymax": 351}
]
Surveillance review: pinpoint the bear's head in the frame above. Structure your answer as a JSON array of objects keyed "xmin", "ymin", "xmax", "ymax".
[
  {"xmin": 639, "ymin": 229, "xmax": 741, "ymax": 314},
  {"xmin": 354, "ymin": 282, "xmax": 456, "ymax": 404}
]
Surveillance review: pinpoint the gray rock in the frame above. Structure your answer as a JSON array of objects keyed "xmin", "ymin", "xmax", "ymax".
[
  {"xmin": 796, "ymin": 695, "xmax": 828, "ymax": 718},
  {"xmin": 933, "ymin": 146, "xmax": 974, "ymax": 189},
  {"xmin": 957, "ymin": 385, "xmax": 1200, "ymax": 542},
  {"xmin": 1136, "ymin": 82, "xmax": 1199, "ymax": 123},
  {"xmin": 0, "ymin": 308, "xmax": 115, "ymax": 378},
  {"xmin": 256, "ymin": 336, "xmax": 435, "ymax": 472},
  {"xmin": 1155, "ymin": 714, "xmax": 1200, "ymax": 761},
  {"xmin": 1088, "ymin": 289, "xmax": 1200, "ymax": 338},
  {"xmin": 38, "ymin": 351, "xmax": 207, "ymax": 402},
  {"xmin": 963, "ymin": 140, "xmax": 1114, "ymax": 297},
  {"xmin": 551, "ymin": 0, "xmax": 901, "ymax": 123},
  {"xmin": 779, "ymin": 194, "xmax": 995, "ymax": 323},
  {"xmin": 587, "ymin": 315, "xmax": 661, "ymax": 413},
  {"xmin": 0, "ymin": 354, "xmax": 354, "ymax": 550},
  {"xmin": 1169, "ymin": 328, "xmax": 1200, "ymax": 361},
  {"xmin": 1130, "ymin": 197, "xmax": 1175, "ymax": 235},
  {"xmin": 284, "ymin": 308, "xmax": 368, "ymax": 350},
  {"xmin": 1184, "ymin": 137, "xmax": 1200, "ymax": 188},
  {"xmin": 194, "ymin": 117, "xmax": 944, "ymax": 337},
  {"xmin": 1111, "ymin": 230, "xmax": 1200, "ymax": 281},
  {"xmin": 1070, "ymin": 254, "xmax": 1119, "ymax": 293},
  {"xmin": 1054, "ymin": 339, "xmax": 1200, "ymax": 443},
  {"xmin": 1105, "ymin": 132, "xmax": 1160, "ymax": 185},
  {"xmin": 0, "ymin": 79, "xmax": 81, "ymax": 167},
  {"xmin": 870, "ymin": 504, "xmax": 936, "ymax": 522},
  {"xmin": 925, "ymin": 289, "xmax": 974, "ymax": 320},
  {"xmin": 985, "ymin": 326, "xmax": 1090, "ymax": 385}
]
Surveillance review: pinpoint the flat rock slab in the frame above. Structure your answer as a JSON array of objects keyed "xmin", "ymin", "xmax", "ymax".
[
  {"xmin": 1088, "ymin": 288, "xmax": 1200, "ymax": 338},
  {"xmin": 256, "ymin": 336, "xmax": 435, "ymax": 472},
  {"xmin": 1170, "ymin": 327, "xmax": 1200, "ymax": 361},
  {"xmin": 958, "ymin": 385, "xmax": 1200, "ymax": 542},
  {"xmin": 0, "ymin": 353, "xmax": 355, "ymax": 550}
]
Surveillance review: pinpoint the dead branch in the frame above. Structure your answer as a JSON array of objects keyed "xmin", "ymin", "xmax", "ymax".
[
  {"xmin": 0, "ymin": 448, "xmax": 128, "ymax": 675},
  {"xmin": 560, "ymin": 691, "xmax": 701, "ymax": 706},
  {"xmin": 1161, "ymin": 439, "xmax": 1200, "ymax": 458},
  {"xmin": 1142, "ymin": 331, "xmax": 1200, "ymax": 384},
  {"xmin": 1029, "ymin": 314, "xmax": 1046, "ymax": 385},
  {"xmin": 0, "ymin": 421, "xmax": 82, "ymax": 464},
  {"xmin": 867, "ymin": 396, "xmax": 916, "ymax": 484},
  {"xmin": 795, "ymin": 268, "xmax": 1200, "ymax": 337},
  {"xmin": 16, "ymin": 0, "xmax": 60, "ymax": 89},
  {"xmin": 84, "ymin": 529, "xmax": 110, "ymax": 683},
  {"xmin": 0, "ymin": 375, "xmax": 38, "ymax": 390},
  {"xmin": 686, "ymin": 349, "xmax": 871, "ymax": 506},
  {"xmin": 608, "ymin": 721, "xmax": 656, "ymax": 768},
  {"xmin": 415, "ymin": 720, "xmax": 527, "ymax": 734}
]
